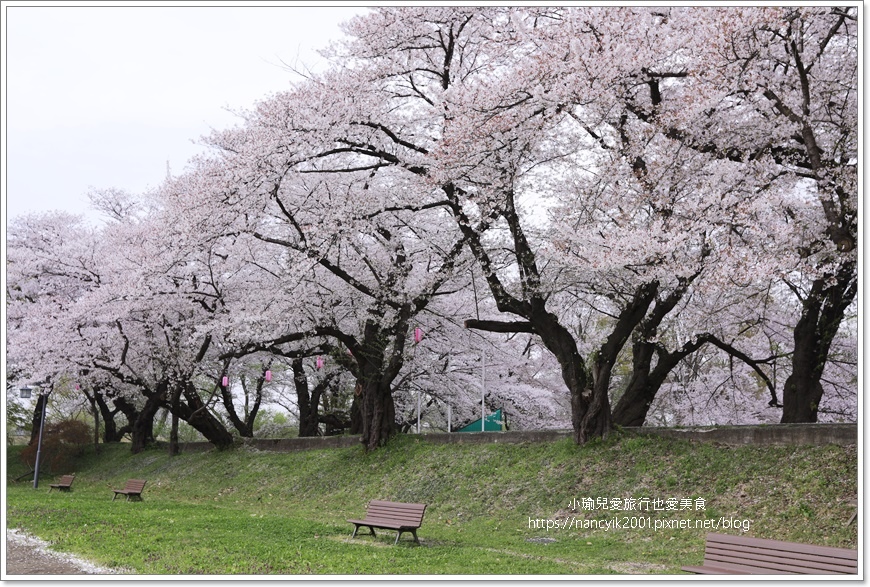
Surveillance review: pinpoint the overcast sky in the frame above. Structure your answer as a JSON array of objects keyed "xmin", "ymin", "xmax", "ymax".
[{"xmin": 3, "ymin": 2, "xmax": 368, "ymax": 224}]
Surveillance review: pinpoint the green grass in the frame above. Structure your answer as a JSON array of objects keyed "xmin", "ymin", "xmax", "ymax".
[{"xmin": 5, "ymin": 433, "xmax": 858, "ymax": 576}]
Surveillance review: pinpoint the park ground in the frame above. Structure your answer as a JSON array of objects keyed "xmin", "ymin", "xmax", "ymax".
[{"xmin": 4, "ymin": 432, "xmax": 858, "ymax": 576}]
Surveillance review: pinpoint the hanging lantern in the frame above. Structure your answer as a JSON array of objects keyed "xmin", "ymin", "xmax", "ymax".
[
  {"xmin": 414, "ymin": 327, "xmax": 424, "ymax": 344},
  {"xmin": 221, "ymin": 376, "xmax": 229, "ymax": 387},
  {"xmin": 316, "ymin": 356, "xmax": 324, "ymax": 370},
  {"xmin": 19, "ymin": 386, "xmax": 32, "ymax": 399},
  {"xmin": 264, "ymin": 370, "xmax": 272, "ymax": 382},
  {"xmin": 75, "ymin": 383, "xmax": 80, "ymax": 390}
]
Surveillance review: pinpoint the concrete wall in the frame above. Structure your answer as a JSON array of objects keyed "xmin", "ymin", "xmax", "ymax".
[
  {"xmin": 626, "ymin": 423, "xmax": 857, "ymax": 446},
  {"xmin": 178, "ymin": 423, "xmax": 856, "ymax": 453}
]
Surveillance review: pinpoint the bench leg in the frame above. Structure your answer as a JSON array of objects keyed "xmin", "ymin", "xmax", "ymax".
[
  {"xmin": 394, "ymin": 530, "xmax": 420, "ymax": 545},
  {"xmin": 112, "ymin": 492, "xmax": 118, "ymax": 501},
  {"xmin": 351, "ymin": 525, "xmax": 375, "ymax": 539}
]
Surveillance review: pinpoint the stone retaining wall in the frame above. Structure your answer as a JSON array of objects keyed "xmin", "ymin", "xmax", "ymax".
[{"xmin": 179, "ymin": 423, "xmax": 856, "ymax": 453}]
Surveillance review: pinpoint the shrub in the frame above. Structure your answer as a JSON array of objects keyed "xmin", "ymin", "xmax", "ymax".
[{"xmin": 20, "ymin": 419, "xmax": 92, "ymax": 474}]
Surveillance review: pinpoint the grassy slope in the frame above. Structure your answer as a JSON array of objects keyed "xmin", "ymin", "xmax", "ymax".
[{"xmin": 5, "ymin": 433, "xmax": 858, "ymax": 575}]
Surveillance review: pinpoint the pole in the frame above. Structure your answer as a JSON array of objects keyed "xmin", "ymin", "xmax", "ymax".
[
  {"xmin": 448, "ymin": 404, "xmax": 452, "ymax": 433},
  {"xmin": 33, "ymin": 392, "xmax": 48, "ymax": 489},
  {"xmin": 417, "ymin": 390, "xmax": 421, "ymax": 434},
  {"xmin": 481, "ymin": 349, "xmax": 486, "ymax": 432}
]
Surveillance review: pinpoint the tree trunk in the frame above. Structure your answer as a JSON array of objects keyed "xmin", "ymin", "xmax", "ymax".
[
  {"xmin": 172, "ymin": 383, "xmax": 235, "ymax": 450},
  {"xmin": 109, "ymin": 395, "xmax": 139, "ymax": 443},
  {"xmin": 349, "ymin": 394, "xmax": 363, "ymax": 435},
  {"xmin": 293, "ymin": 359, "xmax": 319, "ymax": 437},
  {"xmin": 220, "ymin": 379, "xmax": 253, "ymax": 437},
  {"xmin": 781, "ymin": 263, "xmax": 857, "ymax": 422},
  {"xmin": 168, "ymin": 386, "xmax": 181, "ymax": 456},
  {"xmin": 95, "ymin": 392, "xmax": 124, "ymax": 443},
  {"xmin": 612, "ymin": 341, "xmax": 659, "ymax": 427},
  {"xmin": 346, "ymin": 318, "xmax": 407, "ymax": 450},
  {"xmin": 90, "ymin": 396, "xmax": 101, "ymax": 454},
  {"xmin": 533, "ymin": 310, "xmax": 608, "ymax": 444},
  {"xmin": 359, "ymin": 378, "xmax": 397, "ymax": 451},
  {"xmin": 130, "ymin": 393, "xmax": 162, "ymax": 454},
  {"xmin": 169, "ymin": 413, "xmax": 180, "ymax": 456},
  {"xmin": 591, "ymin": 282, "xmax": 659, "ymax": 428}
]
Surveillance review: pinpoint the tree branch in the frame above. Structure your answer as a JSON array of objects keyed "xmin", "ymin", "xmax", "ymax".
[{"xmin": 464, "ymin": 319, "xmax": 537, "ymax": 334}]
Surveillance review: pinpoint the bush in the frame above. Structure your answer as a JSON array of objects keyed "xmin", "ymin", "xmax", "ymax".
[{"xmin": 20, "ymin": 419, "xmax": 91, "ymax": 474}]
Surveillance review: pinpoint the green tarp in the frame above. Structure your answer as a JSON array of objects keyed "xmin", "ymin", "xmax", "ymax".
[{"xmin": 455, "ymin": 409, "xmax": 506, "ymax": 432}]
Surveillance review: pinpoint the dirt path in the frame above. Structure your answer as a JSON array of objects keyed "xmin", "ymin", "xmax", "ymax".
[{"xmin": 5, "ymin": 528, "xmax": 125, "ymax": 576}]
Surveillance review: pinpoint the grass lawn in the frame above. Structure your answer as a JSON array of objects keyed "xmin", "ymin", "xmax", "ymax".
[{"xmin": 5, "ymin": 433, "xmax": 858, "ymax": 576}]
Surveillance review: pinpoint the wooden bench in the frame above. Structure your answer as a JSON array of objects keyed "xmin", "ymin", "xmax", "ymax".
[
  {"xmin": 348, "ymin": 500, "xmax": 427, "ymax": 545},
  {"xmin": 682, "ymin": 533, "xmax": 858, "ymax": 575},
  {"xmin": 112, "ymin": 479, "xmax": 147, "ymax": 502},
  {"xmin": 48, "ymin": 475, "xmax": 75, "ymax": 493}
]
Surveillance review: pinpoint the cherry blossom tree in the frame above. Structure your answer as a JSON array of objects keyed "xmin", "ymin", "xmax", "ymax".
[
  {"xmin": 6, "ymin": 212, "xmax": 136, "ymax": 444},
  {"xmin": 612, "ymin": 6, "xmax": 858, "ymax": 422},
  {"xmin": 8, "ymin": 7, "xmax": 855, "ymax": 454},
  {"xmin": 158, "ymin": 75, "xmax": 472, "ymax": 450}
]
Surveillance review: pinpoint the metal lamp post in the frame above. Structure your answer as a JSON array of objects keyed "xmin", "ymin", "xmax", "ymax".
[{"xmin": 30, "ymin": 385, "xmax": 50, "ymax": 489}]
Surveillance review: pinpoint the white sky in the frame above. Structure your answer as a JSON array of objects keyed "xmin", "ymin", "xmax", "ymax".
[{"xmin": 2, "ymin": 2, "xmax": 369, "ymax": 223}]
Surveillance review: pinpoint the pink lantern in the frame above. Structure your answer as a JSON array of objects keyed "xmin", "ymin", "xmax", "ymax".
[
  {"xmin": 264, "ymin": 370, "xmax": 272, "ymax": 382},
  {"xmin": 414, "ymin": 327, "xmax": 424, "ymax": 344},
  {"xmin": 221, "ymin": 376, "xmax": 228, "ymax": 387},
  {"xmin": 316, "ymin": 356, "xmax": 324, "ymax": 370},
  {"xmin": 75, "ymin": 383, "xmax": 80, "ymax": 390}
]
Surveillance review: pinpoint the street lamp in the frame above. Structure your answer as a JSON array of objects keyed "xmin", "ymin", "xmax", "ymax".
[{"xmin": 28, "ymin": 384, "xmax": 51, "ymax": 490}]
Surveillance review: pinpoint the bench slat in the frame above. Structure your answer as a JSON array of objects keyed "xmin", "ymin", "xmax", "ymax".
[
  {"xmin": 347, "ymin": 519, "xmax": 409, "ymax": 530},
  {"xmin": 707, "ymin": 532, "xmax": 858, "ymax": 559},
  {"xmin": 680, "ymin": 565, "xmax": 748, "ymax": 575},
  {"xmin": 684, "ymin": 533, "xmax": 857, "ymax": 575},
  {"xmin": 706, "ymin": 545, "xmax": 857, "ymax": 573},
  {"xmin": 704, "ymin": 556, "xmax": 847, "ymax": 575}
]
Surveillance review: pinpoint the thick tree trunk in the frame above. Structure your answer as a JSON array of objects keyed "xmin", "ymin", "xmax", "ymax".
[
  {"xmin": 464, "ymin": 311, "xmax": 610, "ymax": 443},
  {"xmin": 347, "ymin": 318, "xmax": 407, "ymax": 450},
  {"xmin": 169, "ymin": 413, "xmax": 180, "ymax": 456},
  {"xmin": 173, "ymin": 383, "xmax": 234, "ymax": 450},
  {"xmin": 359, "ymin": 378, "xmax": 397, "ymax": 451},
  {"xmin": 109, "ymin": 395, "xmax": 139, "ymax": 443},
  {"xmin": 533, "ymin": 310, "xmax": 609, "ymax": 444},
  {"xmin": 590, "ymin": 282, "xmax": 659, "ymax": 429},
  {"xmin": 167, "ymin": 385, "xmax": 181, "ymax": 456},
  {"xmin": 781, "ymin": 263, "xmax": 856, "ymax": 423},
  {"xmin": 349, "ymin": 395, "xmax": 363, "ymax": 435},
  {"xmin": 612, "ymin": 342, "xmax": 659, "ymax": 427},
  {"xmin": 130, "ymin": 393, "xmax": 162, "ymax": 454},
  {"xmin": 95, "ymin": 392, "xmax": 124, "ymax": 443},
  {"xmin": 293, "ymin": 359, "xmax": 319, "ymax": 437}
]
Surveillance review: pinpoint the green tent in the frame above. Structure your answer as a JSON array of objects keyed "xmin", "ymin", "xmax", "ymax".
[{"xmin": 455, "ymin": 409, "xmax": 506, "ymax": 432}]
